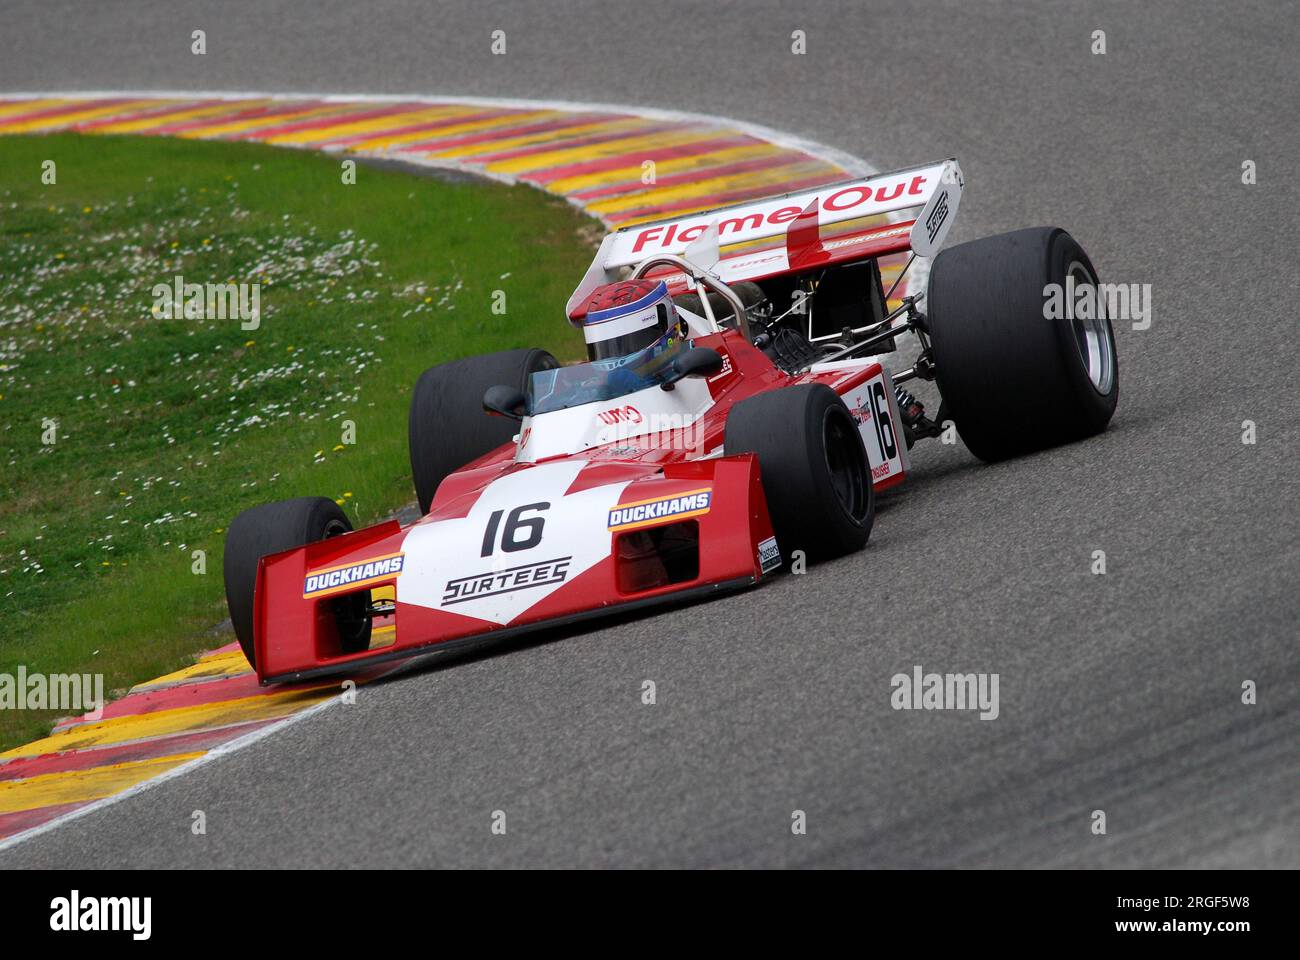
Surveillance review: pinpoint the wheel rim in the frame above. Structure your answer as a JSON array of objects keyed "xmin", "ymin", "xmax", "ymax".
[
  {"xmin": 1066, "ymin": 260, "xmax": 1116, "ymax": 395},
  {"xmin": 823, "ymin": 412, "xmax": 868, "ymax": 522}
]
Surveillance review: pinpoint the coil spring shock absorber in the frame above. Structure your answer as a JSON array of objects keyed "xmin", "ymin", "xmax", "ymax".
[
  {"xmin": 894, "ymin": 385, "xmax": 925, "ymax": 425},
  {"xmin": 893, "ymin": 384, "xmax": 943, "ymax": 446}
]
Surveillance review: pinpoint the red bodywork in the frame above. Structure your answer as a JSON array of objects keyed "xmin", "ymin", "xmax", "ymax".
[{"xmin": 251, "ymin": 329, "xmax": 903, "ymax": 684}]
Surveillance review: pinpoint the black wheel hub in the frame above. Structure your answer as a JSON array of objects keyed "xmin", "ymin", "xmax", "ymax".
[{"xmin": 823, "ymin": 413, "xmax": 868, "ymax": 522}]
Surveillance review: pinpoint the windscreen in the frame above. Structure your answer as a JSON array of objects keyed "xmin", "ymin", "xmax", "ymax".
[{"xmin": 528, "ymin": 328, "xmax": 686, "ymax": 416}]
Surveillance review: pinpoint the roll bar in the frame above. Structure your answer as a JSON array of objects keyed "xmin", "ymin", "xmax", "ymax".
[{"xmin": 629, "ymin": 255, "xmax": 751, "ymax": 342}]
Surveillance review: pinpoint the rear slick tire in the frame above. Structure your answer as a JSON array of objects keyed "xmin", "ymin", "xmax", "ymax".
[
  {"xmin": 408, "ymin": 347, "xmax": 558, "ymax": 513},
  {"xmin": 925, "ymin": 226, "xmax": 1119, "ymax": 461}
]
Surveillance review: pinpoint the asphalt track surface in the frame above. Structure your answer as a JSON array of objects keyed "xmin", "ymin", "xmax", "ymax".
[{"xmin": 2, "ymin": 1, "xmax": 1296, "ymax": 868}]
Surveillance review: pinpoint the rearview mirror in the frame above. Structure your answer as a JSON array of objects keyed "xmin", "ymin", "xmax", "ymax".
[
  {"xmin": 660, "ymin": 347, "xmax": 725, "ymax": 391},
  {"xmin": 483, "ymin": 385, "xmax": 527, "ymax": 420}
]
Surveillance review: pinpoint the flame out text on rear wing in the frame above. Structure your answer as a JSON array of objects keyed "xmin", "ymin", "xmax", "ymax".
[{"xmin": 567, "ymin": 158, "xmax": 963, "ymax": 319}]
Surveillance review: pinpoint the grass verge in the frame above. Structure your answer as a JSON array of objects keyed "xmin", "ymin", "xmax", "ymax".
[{"xmin": 0, "ymin": 132, "xmax": 596, "ymax": 751}]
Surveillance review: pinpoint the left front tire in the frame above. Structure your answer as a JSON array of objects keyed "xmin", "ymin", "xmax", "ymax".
[{"xmin": 223, "ymin": 496, "xmax": 370, "ymax": 670}]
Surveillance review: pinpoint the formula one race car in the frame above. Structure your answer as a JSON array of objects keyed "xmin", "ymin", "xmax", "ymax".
[{"xmin": 223, "ymin": 158, "xmax": 1118, "ymax": 683}]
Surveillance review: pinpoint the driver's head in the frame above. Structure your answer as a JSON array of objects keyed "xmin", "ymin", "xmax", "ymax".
[{"xmin": 581, "ymin": 279, "xmax": 680, "ymax": 363}]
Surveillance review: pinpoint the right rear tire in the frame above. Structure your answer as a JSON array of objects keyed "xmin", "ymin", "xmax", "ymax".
[{"xmin": 925, "ymin": 226, "xmax": 1119, "ymax": 461}]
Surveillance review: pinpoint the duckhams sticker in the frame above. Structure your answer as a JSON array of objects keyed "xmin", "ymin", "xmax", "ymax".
[
  {"xmin": 607, "ymin": 487, "xmax": 712, "ymax": 532},
  {"xmin": 304, "ymin": 552, "xmax": 405, "ymax": 599}
]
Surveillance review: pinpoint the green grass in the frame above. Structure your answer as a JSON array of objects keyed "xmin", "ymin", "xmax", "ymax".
[{"xmin": 0, "ymin": 133, "xmax": 597, "ymax": 751}]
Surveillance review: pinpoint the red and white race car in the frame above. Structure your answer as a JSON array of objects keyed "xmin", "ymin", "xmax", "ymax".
[{"xmin": 223, "ymin": 159, "xmax": 1118, "ymax": 684}]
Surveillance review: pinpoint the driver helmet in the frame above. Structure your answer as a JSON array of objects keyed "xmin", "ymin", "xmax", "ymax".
[{"xmin": 581, "ymin": 279, "xmax": 682, "ymax": 363}]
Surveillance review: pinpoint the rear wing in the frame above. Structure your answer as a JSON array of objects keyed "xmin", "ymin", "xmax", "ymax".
[{"xmin": 568, "ymin": 158, "xmax": 963, "ymax": 319}]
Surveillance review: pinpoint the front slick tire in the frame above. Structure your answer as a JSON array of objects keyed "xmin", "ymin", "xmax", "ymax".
[
  {"xmin": 223, "ymin": 496, "xmax": 370, "ymax": 670},
  {"xmin": 725, "ymin": 383, "xmax": 873, "ymax": 563},
  {"xmin": 925, "ymin": 226, "xmax": 1119, "ymax": 462}
]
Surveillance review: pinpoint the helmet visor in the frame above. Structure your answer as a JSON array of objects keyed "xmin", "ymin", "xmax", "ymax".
[{"xmin": 587, "ymin": 302, "xmax": 673, "ymax": 362}]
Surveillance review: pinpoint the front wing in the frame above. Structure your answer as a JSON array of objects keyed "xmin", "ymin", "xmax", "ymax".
[{"xmin": 251, "ymin": 454, "xmax": 777, "ymax": 684}]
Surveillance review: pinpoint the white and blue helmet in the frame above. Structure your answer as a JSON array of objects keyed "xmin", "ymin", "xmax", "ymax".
[{"xmin": 580, "ymin": 279, "xmax": 681, "ymax": 363}]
